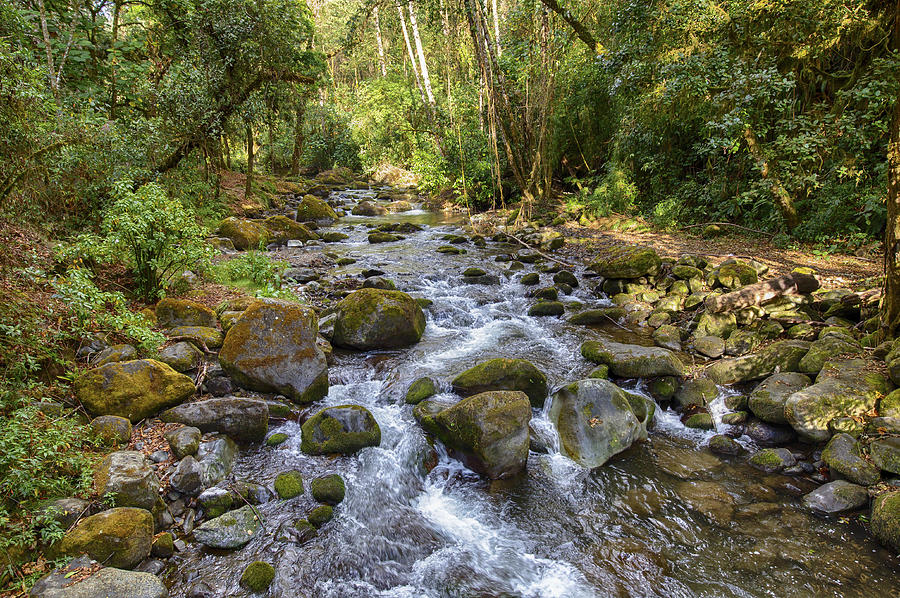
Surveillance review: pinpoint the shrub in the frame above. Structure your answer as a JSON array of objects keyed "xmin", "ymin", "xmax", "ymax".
[{"xmin": 210, "ymin": 251, "xmax": 294, "ymax": 298}]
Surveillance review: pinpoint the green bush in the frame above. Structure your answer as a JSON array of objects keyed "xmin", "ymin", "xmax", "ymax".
[{"xmin": 210, "ymin": 251, "xmax": 294, "ymax": 299}]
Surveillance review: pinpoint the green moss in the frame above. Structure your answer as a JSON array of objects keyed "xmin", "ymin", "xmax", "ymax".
[
  {"xmin": 310, "ymin": 474, "xmax": 346, "ymax": 505},
  {"xmin": 266, "ymin": 433, "xmax": 289, "ymax": 446},
  {"xmin": 166, "ymin": 325, "xmax": 224, "ymax": 349},
  {"xmin": 151, "ymin": 531, "xmax": 175, "ymax": 557},
  {"xmin": 588, "ymin": 245, "xmax": 661, "ymax": 278},
  {"xmin": 218, "ymin": 217, "xmax": 268, "ymax": 250},
  {"xmin": 406, "ymin": 377, "xmax": 439, "ymax": 405},
  {"xmin": 749, "ymin": 449, "xmax": 784, "ymax": 468},
  {"xmin": 274, "ymin": 470, "xmax": 304, "ymax": 499},
  {"xmin": 684, "ymin": 413, "xmax": 714, "ymax": 429},
  {"xmin": 528, "ymin": 301, "xmax": 565, "ymax": 316},
  {"xmin": 300, "ymin": 405, "xmax": 381, "ymax": 455},
  {"xmin": 241, "ymin": 561, "xmax": 276, "ymax": 592},
  {"xmin": 264, "ymin": 214, "xmax": 318, "ymax": 243},
  {"xmin": 451, "ymin": 358, "xmax": 548, "ymax": 407},
  {"xmin": 296, "ymin": 195, "xmax": 338, "ymax": 222},
  {"xmin": 332, "ymin": 288, "xmax": 426, "ymax": 350},
  {"xmin": 588, "ymin": 365, "xmax": 609, "ymax": 379},
  {"xmin": 308, "ymin": 504, "xmax": 334, "ymax": 527},
  {"xmin": 520, "ymin": 273, "xmax": 540, "ymax": 285}
]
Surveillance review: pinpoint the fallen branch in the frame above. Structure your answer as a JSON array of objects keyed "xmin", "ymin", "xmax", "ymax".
[
  {"xmin": 704, "ymin": 271, "xmax": 820, "ymax": 313},
  {"xmin": 497, "ymin": 231, "xmax": 575, "ymax": 269},
  {"xmin": 682, "ymin": 222, "xmax": 776, "ymax": 237}
]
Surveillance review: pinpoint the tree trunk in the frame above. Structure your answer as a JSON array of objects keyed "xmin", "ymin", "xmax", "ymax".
[
  {"xmin": 705, "ymin": 273, "xmax": 821, "ymax": 313},
  {"xmin": 245, "ymin": 126, "xmax": 255, "ymax": 201},
  {"xmin": 291, "ymin": 103, "xmax": 304, "ymax": 176},
  {"xmin": 110, "ymin": 0, "xmax": 121, "ymax": 119},
  {"xmin": 743, "ymin": 126, "xmax": 800, "ymax": 230},
  {"xmin": 881, "ymin": 0, "xmax": 900, "ymax": 339},
  {"xmin": 397, "ymin": 3, "xmax": 426, "ymax": 105},
  {"xmin": 491, "ymin": 0, "xmax": 502, "ymax": 58},
  {"xmin": 374, "ymin": 6, "xmax": 388, "ymax": 77},
  {"xmin": 537, "ymin": 0, "xmax": 597, "ymax": 52},
  {"xmin": 407, "ymin": 1, "xmax": 435, "ymax": 108}
]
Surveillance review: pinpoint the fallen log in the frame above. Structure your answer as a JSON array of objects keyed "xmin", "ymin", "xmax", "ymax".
[{"xmin": 704, "ymin": 271, "xmax": 820, "ymax": 313}]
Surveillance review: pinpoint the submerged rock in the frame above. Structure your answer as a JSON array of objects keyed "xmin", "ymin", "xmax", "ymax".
[
  {"xmin": 219, "ymin": 300, "xmax": 328, "ymax": 403},
  {"xmin": 581, "ymin": 340, "xmax": 685, "ymax": 378},
  {"xmin": 332, "ymin": 288, "xmax": 426, "ymax": 350},
  {"xmin": 301, "ymin": 405, "xmax": 381, "ymax": 455},
  {"xmin": 549, "ymin": 379, "xmax": 645, "ymax": 468},
  {"xmin": 451, "ymin": 358, "xmax": 548, "ymax": 407},
  {"xmin": 193, "ymin": 505, "xmax": 262, "ymax": 549}
]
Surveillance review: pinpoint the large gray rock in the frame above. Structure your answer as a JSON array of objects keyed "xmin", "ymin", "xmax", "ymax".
[
  {"xmin": 580, "ymin": 340, "xmax": 684, "ymax": 378},
  {"xmin": 450, "ymin": 358, "xmax": 548, "ymax": 407},
  {"xmin": 821, "ymin": 433, "xmax": 880, "ymax": 486},
  {"xmin": 549, "ymin": 379, "xmax": 645, "ymax": 468},
  {"xmin": 418, "ymin": 391, "xmax": 531, "ymax": 479},
  {"xmin": 332, "ymin": 288, "xmax": 426, "ymax": 350},
  {"xmin": 870, "ymin": 437, "xmax": 900, "ymax": 475},
  {"xmin": 802, "ymin": 481, "xmax": 868, "ymax": 515},
  {"xmin": 872, "ymin": 491, "xmax": 900, "ymax": 553},
  {"xmin": 219, "ymin": 300, "xmax": 328, "ymax": 403},
  {"xmin": 705, "ymin": 341, "xmax": 810, "ymax": 385},
  {"xmin": 193, "ymin": 505, "xmax": 262, "ymax": 549},
  {"xmin": 160, "ymin": 398, "xmax": 268, "ymax": 443},
  {"xmin": 747, "ymin": 372, "xmax": 811, "ymax": 424},
  {"xmin": 196, "ymin": 435, "xmax": 238, "ymax": 488},
  {"xmin": 157, "ymin": 341, "xmax": 202, "ymax": 372},
  {"xmin": 588, "ymin": 245, "xmax": 661, "ymax": 278},
  {"xmin": 155, "ymin": 297, "xmax": 217, "ymax": 328},
  {"xmin": 784, "ymin": 359, "xmax": 891, "ymax": 442},
  {"xmin": 300, "ymin": 405, "xmax": 381, "ymax": 455},
  {"xmin": 164, "ymin": 426, "xmax": 201, "ymax": 459},
  {"xmin": 170, "ymin": 456, "xmax": 203, "ymax": 495},
  {"xmin": 56, "ymin": 508, "xmax": 153, "ymax": 569},
  {"xmin": 93, "ymin": 451, "xmax": 159, "ymax": 511},
  {"xmin": 31, "ymin": 559, "xmax": 167, "ymax": 598},
  {"xmin": 798, "ymin": 336, "xmax": 861, "ymax": 374}
]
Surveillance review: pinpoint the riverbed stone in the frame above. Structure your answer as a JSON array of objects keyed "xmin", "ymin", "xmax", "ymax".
[
  {"xmin": 90, "ymin": 415, "xmax": 132, "ymax": 446},
  {"xmin": 798, "ymin": 336, "xmax": 861, "ymax": 374},
  {"xmin": 870, "ymin": 437, "xmax": 900, "ymax": 475},
  {"xmin": 160, "ymin": 397, "xmax": 268, "ymax": 443},
  {"xmin": 549, "ymin": 379, "xmax": 643, "ymax": 469},
  {"xmin": 193, "ymin": 505, "xmax": 262, "ymax": 549},
  {"xmin": 745, "ymin": 419, "xmax": 795, "ymax": 446},
  {"xmin": 30, "ymin": 561, "xmax": 167, "ymax": 598},
  {"xmin": 170, "ymin": 456, "xmax": 203, "ymax": 495},
  {"xmin": 694, "ymin": 336, "xmax": 725, "ymax": 359},
  {"xmin": 219, "ymin": 299, "xmax": 328, "ymax": 403},
  {"xmin": 784, "ymin": 358, "xmax": 891, "ymax": 442},
  {"xmin": 91, "ymin": 344, "xmax": 137, "ymax": 366},
  {"xmin": 332, "ymin": 288, "xmax": 426, "ymax": 350},
  {"xmin": 708, "ymin": 434, "xmax": 743, "ymax": 456},
  {"xmin": 196, "ymin": 435, "xmax": 238, "ymax": 487},
  {"xmin": 705, "ymin": 340, "xmax": 810, "ymax": 385},
  {"xmin": 451, "ymin": 358, "xmax": 548, "ymax": 407},
  {"xmin": 569, "ymin": 307, "xmax": 627, "ymax": 326},
  {"xmin": 528, "ymin": 301, "xmax": 565, "ymax": 316},
  {"xmin": 405, "ymin": 377, "xmax": 439, "ymax": 405},
  {"xmin": 748, "ymin": 448, "xmax": 796, "ymax": 473},
  {"xmin": 872, "ymin": 491, "xmax": 900, "ymax": 553},
  {"xmin": 164, "ymin": 426, "xmax": 201, "ymax": 459},
  {"xmin": 57, "ymin": 508, "xmax": 153, "ymax": 569},
  {"xmin": 581, "ymin": 340, "xmax": 685, "ymax": 378},
  {"xmin": 676, "ymin": 480, "xmax": 734, "ymax": 527},
  {"xmin": 296, "ymin": 195, "xmax": 338, "ymax": 223},
  {"xmin": 157, "ymin": 341, "xmax": 202, "ymax": 372},
  {"xmin": 310, "ymin": 474, "xmax": 346, "ymax": 505},
  {"xmin": 274, "ymin": 470, "xmax": 304, "ymax": 499},
  {"xmin": 822, "ymin": 433, "xmax": 880, "ymax": 486},
  {"xmin": 156, "ymin": 298, "xmax": 217, "ymax": 329},
  {"xmin": 217, "ymin": 217, "xmax": 268, "ymax": 250},
  {"xmin": 301, "ymin": 405, "xmax": 381, "ymax": 455},
  {"xmin": 264, "ymin": 215, "xmax": 317, "ymax": 243},
  {"xmin": 166, "ymin": 325, "xmax": 223, "ymax": 350},
  {"xmin": 429, "ymin": 390, "xmax": 531, "ymax": 479},
  {"xmin": 241, "ymin": 561, "xmax": 276, "ymax": 592},
  {"xmin": 803, "ymin": 480, "xmax": 868, "ymax": 515},
  {"xmin": 308, "ymin": 504, "xmax": 333, "ymax": 527},
  {"xmin": 589, "ymin": 245, "xmax": 661, "ymax": 279},
  {"xmin": 748, "ymin": 372, "xmax": 811, "ymax": 424},
  {"xmin": 75, "ymin": 359, "xmax": 196, "ymax": 423},
  {"xmin": 674, "ymin": 378, "xmax": 718, "ymax": 408},
  {"xmin": 695, "ymin": 312, "xmax": 737, "ymax": 339},
  {"xmin": 652, "ymin": 325, "xmax": 682, "ymax": 351},
  {"xmin": 94, "ymin": 451, "xmax": 159, "ymax": 511},
  {"xmin": 684, "ymin": 413, "xmax": 714, "ymax": 429}
]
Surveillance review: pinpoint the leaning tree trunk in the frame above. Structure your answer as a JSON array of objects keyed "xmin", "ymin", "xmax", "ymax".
[
  {"xmin": 397, "ymin": 3, "xmax": 426, "ymax": 105},
  {"xmin": 882, "ymin": 0, "xmax": 900, "ymax": 339},
  {"xmin": 408, "ymin": 0, "xmax": 436, "ymax": 108},
  {"xmin": 374, "ymin": 6, "xmax": 388, "ymax": 77}
]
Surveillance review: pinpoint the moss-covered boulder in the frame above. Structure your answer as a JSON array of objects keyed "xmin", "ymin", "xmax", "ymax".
[
  {"xmin": 94, "ymin": 451, "xmax": 160, "ymax": 510},
  {"xmin": 29, "ymin": 562, "xmax": 168, "ymax": 598},
  {"xmin": 219, "ymin": 300, "xmax": 328, "ymax": 403},
  {"xmin": 332, "ymin": 288, "xmax": 426, "ymax": 350},
  {"xmin": 822, "ymin": 432, "xmax": 881, "ymax": 486},
  {"xmin": 308, "ymin": 504, "xmax": 333, "ymax": 527},
  {"xmin": 151, "ymin": 532, "xmax": 175, "ymax": 558},
  {"xmin": 451, "ymin": 358, "xmax": 548, "ymax": 407},
  {"xmin": 424, "ymin": 391, "xmax": 531, "ymax": 479},
  {"xmin": 872, "ymin": 491, "xmax": 900, "ymax": 553},
  {"xmin": 685, "ymin": 412, "xmax": 714, "ymax": 429},
  {"xmin": 695, "ymin": 312, "xmax": 737, "ymax": 339},
  {"xmin": 549, "ymin": 379, "xmax": 644, "ymax": 468},
  {"xmin": 241, "ymin": 561, "xmax": 276, "ymax": 593},
  {"xmin": 673, "ymin": 378, "xmax": 718, "ymax": 408},
  {"xmin": 747, "ymin": 372, "xmax": 811, "ymax": 424},
  {"xmin": 870, "ymin": 437, "xmax": 900, "ymax": 476},
  {"xmin": 75, "ymin": 359, "xmax": 195, "ymax": 423},
  {"xmin": 157, "ymin": 341, "xmax": 203, "ymax": 372},
  {"xmin": 274, "ymin": 470, "xmax": 304, "ymax": 499},
  {"xmin": 160, "ymin": 397, "xmax": 268, "ymax": 443},
  {"xmin": 164, "ymin": 426, "xmax": 201, "ymax": 458},
  {"xmin": 155, "ymin": 298, "xmax": 217, "ymax": 328},
  {"xmin": 568, "ymin": 307, "xmax": 627, "ymax": 326},
  {"xmin": 715, "ymin": 261, "xmax": 758, "ymax": 289},
  {"xmin": 264, "ymin": 215, "xmax": 318, "ymax": 244},
  {"xmin": 193, "ymin": 505, "xmax": 262, "ymax": 549},
  {"xmin": 301, "ymin": 405, "xmax": 381, "ymax": 455},
  {"xmin": 588, "ymin": 245, "xmax": 661, "ymax": 279},
  {"xmin": 581, "ymin": 340, "xmax": 685, "ymax": 378},
  {"xmin": 296, "ymin": 195, "xmax": 338, "ymax": 223},
  {"xmin": 90, "ymin": 415, "xmax": 132, "ymax": 446},
  {"xmin": 405, "ymin": 377, "xmax": 439, "ymax": 405},
  {"xmin": 528, "ymin": 301, "xmax": 565, "ymax": 316},
  {"xmin": 167, "ymin": 325, "xmax": 224, "ymax": 349},
  {"xmin": 748, "ymin": 448, "xmax": 796, "ymax": 473},
  {"xmin": 310, "ymin": 474, "xmax": 345, "ymax": 505},
  {"xmin": 57, "ymin": 507, "xmax": 153, "ymax": 569},
  {"xmin": 266, "ymin": 432, "xmax": 289, "ymax": 446},
  {"xmin": 785, "ymin": 359, "xmax": 891, "ymax": 442},
  {"xmin": 798, "ymin": 336, "xmax": 861, "ymax": 374},
  {"xmin": 705, "ymin": 340, "xmax": 810, "ymax": 385},
  {"xmin": 353, "ymin": 201, "xmax": 388, "ymax": 216},
  {"xmin": 218, "ymin": 217, "xmax": 268, "ymax": 250}
]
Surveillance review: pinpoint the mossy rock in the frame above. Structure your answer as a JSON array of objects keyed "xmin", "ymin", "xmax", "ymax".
[
  {"xmin": 747, "ymin": 372, "xmax": 811, "ymax": 424},
  {"xmin": 748, "ymin": 448, "xmax": 795, "ymax": 473},
  {"xmin": 695, "ymin": 312, "xmax": 737, "ymax": 339},
  {"xmin": 241, "ymin": 561, "xmax": 276, "ymax": 592},
  {"xmin": 406, "ymin": 377, "xmax": 439, "ymax": 405},
  {"xmin": 308, "ymin": 504, "xmax": 334, "ymax": 527},
  {"xmin": 588, "ymin": 245, "xmax": 661, "ymax": 279},
  {"xmin": 821, "ymin": 432, "xmax": 881, "ymax": 486},
  {"xmin": 528, "ymin": 301, "xmax": 564, "ymax": 317},
  {"xmin": 332, "ymin": 288, "xmax": 426, "ymax": 350},
  {"xmin": 167, "ymin": 325, "xmax": 224, "ymax": 350},
  {"xmin": 705, "ymin": 340, "xmax": 810, "ymax": 385},
  {"xmin": 90, "ymin": 415, "xmax": 132, "ymax": 446},
  {"xmin": 588, "ymin": 365, "xmax": 609, "ymax": 379},
  {"xmin": 266, "ymin": 433, "xmax": 289, "ymax": 446},
  {"xmin": 798, "ymin": 336, "xmax": 861, "ymax": 374},
  {"xmin": 91, "ymin": 346, "xmax": 136, "ymax": 368},
  {"xmin": 217, "ymin": 217, "xmax": 268, "ymax": 250},
  {"xmin": 75, "ymin": 359, "xmax": 196, "ymax": 423},
  {"xmin": 709, "ymin": 434, "xmax": 743, "ymax": 455},
  {"xmin": 716, "ymin": 261, "xmax": 758, "ymax": 289},
  {"xmin": 872, "ymin": 491, "xmax": 900, "ymax": 553},
  {"xmin": 368, "ymin": 232, "xmax": 402, "ymax": 243},
  {"xmin": 647, "ymin": 376, "xmax": 679, "ymax": 401},
  {"xmin": 520, "ymin": 273, "xmax": 540, "ymax": 285},
  {"xmin": 581, "ymin": 340, "xmax": 685, "ymax": 378},
  {"xmin": 274, "ymin": 470, "xmax": 304, "ymax": 499},
  {"xmin": 194, "ymin": 505, "xmax": 262, "ymax": 549},
  {"xmin": 310, "ymin": 474, "xmax": 346, "ymax": 505},
  {"xmin": 57, "ymin": 507, "xmax": 153, "ymax": 569},
  {"xmin": 157, "ymin": 341, "xmax": 203, "ymax": 372},
  {"xmin": 684, "ymin": 413, "xmax": 714, "ymax": 429},
  {"xmin": 322, "ymin": 231, "xmax": 350, "ymax": 242},
  {"xmin": 156, "ymin": 298, "xmax": 217, "ymax": 328},
  {"xmin": 674, "ymin": 378, "xmax": 718, "ymax": 408},
  {"xmin": 264, "ymin": 215, "xmax": 318, "ymax": 243},
  {"xmin": 882, "ymin": 389, "xmax": 900, "ymax": 418},
  {"xmin": 301, "ymin": 405, "xmax": 381, "ymax": 455},
  {"xmin": 870, "ymin": 437, "xmax": 900, "ymax": 475},
  {"xmin": 451, "ymin": 358, "xmax": 548, "ymax": 407},
  {"xmin": 437, "ymin": 245, "xmax": 466, "ymax": 254},
  {"xmin": 462, "ymin": 267, "xmax": 487, "ymax": 277},
  {"xmin": 151, "ymin": 532, "xmax": 175, "ymax": 558},
  {"xmin": 296, "ymin": 195, "xmax": 338, "ymax": 223}
]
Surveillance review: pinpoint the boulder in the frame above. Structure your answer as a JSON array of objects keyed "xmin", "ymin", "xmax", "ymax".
[
  {"xmin": 91, "ymin": 344, "xmax": 137, "ymax": 366},
  {"xmin": 426, "ymin": 391, "xmax": 531, "ymax": 479},
  {"xmin": 30, "ymin": 561, "xmax": 167, "ymax": 598},
  {"xmin": 803, "ymin": 481, "xmax": 869, "ymax": 515},
  {"xmin": 549, "ymin": 379, "xmax": 645, "ymax": 468},
  {"xmin": 57, "ymin": 508, "xmax": 153, "ymax": 569},
  {"xmin": 157, "ymin": 341, "xmax": 202, "ymax": 372},
  {"xmin": 170, "ymin": 456, "xmax": 203, "ymax": 495},
  {"xmin": 784, "ymin": 359, "xmax": 891, "ymax": 442},
  {"xmin": 568, "ymin": 307, "xmax": 627, "ymax": 326},
  {"xmin": 870, "ymin": 437, "xmax": 900, "ymax": 475},
  {"xmin": 217, "ymin": 217, "xmax": 268, "ymax": 250},
  {"xmin": 161, "ymin": 398, "xmax": 268, "ymax": 443},
  {"xmin": 798, "ymin": 336, "xmax": 861, "ymax": 374},
  {"xmin": 155, "ymin": 298, "xmax": 217, "ymax": 329},
  {"xmin": 694, "ymin": 312, "xmax": 737, "ymax": 338},
  {"xmin": 747, "ymin": 372, "xmax": 811, "ymax": 425},
  {"xmin": 715, "ymin": 261, "xmax": 758, "ymax": 288},
  {"xmin": 90, "ymin": 416, "xmax": 132, "ymax": 446},
  {"xmin": 196, "ymin": 435, "xmax": 238, "ymax": 487},
  {"xmin": 708, "ymin": 434, "xmax": 743, "ymax": 456},
  {"xmin": 352, "ymin": 201, "xmax": 388, "ymax": 216},
  {"xmin": 872, "ymin": 491, "xmax": 900, "ymax": 553},
  {"xmin": 694, "ymin": 336, "xmax": 725, "ymax": 359},
  {"xmin": 300, "ymin": 405, "xmax": 381, "ymax": 455},
  {"xmin": 193, "ymin": 505, "xmax": 262, "ymax": 550},
  {"xmin": 167, "ymin": 325, "xmax": 223, "ymax": 349},
  {"xmin": 405, "ymin": 377, "xmax": 439, "ymax": 405},
  {"xmin": 264, "ymin": 215, "xmax": 318, "ymax": 243},
  {"xmin": 581, "ymin": 340, "xmax": 685, "ymax": 378},
  {"xmin": 296, "ymin": 195, "xmax": 338, "ymax": 223},
  {"xmin": 310, "ymin": 474, "xmax": 345, "ymax": 505},
  {"xmin": 748, "ymin": 448, "xmax": 796, "ymax": 473},
  {"xmin": 450, "ymin": 358, "xmax": 548, "ymax": 407},
  {"xmin": 674, "ymin": 378, "xmax": 718, "ymax": 408},
  {"xmin": 332, "ymin": 288, "xmax": 426, "ymax": 350},
  {"xmin": 652, "ymin": 325, "xmax": 682, "ymax": 351},
  {"xmin": 705, "ymin": 341, "xmax": 810, "ymax": 385},
  {"xmin": 94, "ymin": 451, "xmax": 159, "ymax": 511},
  {"xmin": 164, "ymin": 426, "xmax": 201, "ymax": 459},
  {"xmin": 745, "ymin": 419, "xmax": 795, "ymax": 446},
  {"xmin": 821, "ymin": 433, "xmax": 880, "ymax": 486},
  {"xmin": 219, "ymin": 300, "xmax": 328, "ymax": 403},
  {"xmin": 75, "ymin": 359, "xmax": 196, "ymax": 423},
  {"xmin": 274, "ymin": 470, "xmax": 304, "ymax": 499},
  {"xmin": 588, "ymin": 245, "xmax": 661, "ymax": 279}
]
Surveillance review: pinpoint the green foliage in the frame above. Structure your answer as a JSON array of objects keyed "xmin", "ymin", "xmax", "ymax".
[
  {"xmin": 211, "ymin": 251, "xmax": 294, "ymax": 298},
  {"xmin": 302, "ymin": 103, "xmax": 361, "ymax": 171},
  {"xmin": 576, "ymin": 167, "xmax": 638, "ymax": 217}
]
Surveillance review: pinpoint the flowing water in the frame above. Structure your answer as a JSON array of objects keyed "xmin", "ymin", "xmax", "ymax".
[{"xmin": 166, "ymin": 189, "xmax": 899, "ymax": 598}]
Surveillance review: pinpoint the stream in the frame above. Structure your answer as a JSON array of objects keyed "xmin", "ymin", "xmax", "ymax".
[{"xmin": 165, "ymin": 188, "xmax": 899, "ymax": 598}]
